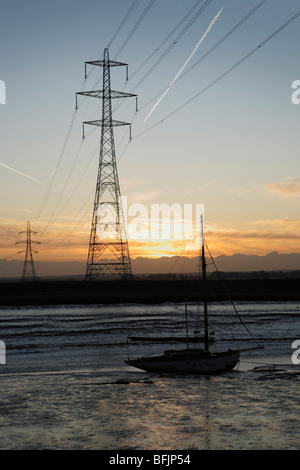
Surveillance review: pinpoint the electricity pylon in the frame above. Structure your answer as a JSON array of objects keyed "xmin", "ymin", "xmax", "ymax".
[
  {"xmin": 16, "ymin": 221, "xmax": 40, "ymax": 281},
  {"xmin": 76, "ymin": 48, "xmax": 137, "ymax": 280}
]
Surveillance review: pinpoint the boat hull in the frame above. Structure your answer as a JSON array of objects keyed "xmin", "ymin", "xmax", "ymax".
[{"xmin": 125, "ymin": 349, "xmax": 240, "ymax": 375}]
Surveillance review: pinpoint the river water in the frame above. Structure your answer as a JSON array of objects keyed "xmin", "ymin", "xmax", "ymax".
[{"xmin": 0, "ymin": 301, "xmax": 299, "ymax": 450}]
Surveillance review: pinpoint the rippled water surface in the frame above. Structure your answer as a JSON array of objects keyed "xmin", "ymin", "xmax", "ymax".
[{"xmin": 0, "ymin": 301, "xmax": 299, "ymax": 450}]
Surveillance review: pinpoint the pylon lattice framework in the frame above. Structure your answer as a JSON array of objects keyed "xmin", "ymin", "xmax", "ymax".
[
  {"xmin": 16, "ymin": 221, "xmax": 40, "ymax": 281},
  {"xmin": 76, "ymin": 48, "xmax": 137, "ymax": 280}
]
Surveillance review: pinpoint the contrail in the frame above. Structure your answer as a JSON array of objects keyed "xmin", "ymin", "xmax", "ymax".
[
  {"xmin": 0, "ymin": 162, "xmax": 44, "ymax": 184},
  {"xmin": 144, "ymin": 7, "xmax": 223, "ymax": 122}
]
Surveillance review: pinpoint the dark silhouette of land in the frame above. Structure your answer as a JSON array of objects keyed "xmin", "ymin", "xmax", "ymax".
[
  {"xmin": 0, "ymin": 277, "xmax": 299, "ymax": 306},
  {"xmin": 1, "ymin": 251, "xmax": 300, "ymax": 278},
  {"xmin": 0, "ymin": 251, "xmax": 299, "ymax": 305}
]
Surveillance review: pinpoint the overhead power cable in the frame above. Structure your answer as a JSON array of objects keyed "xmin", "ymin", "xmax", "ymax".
[
  {"xmin": 140, "ymin": 0, "xmax": 269, "ymax": 111},
  {"xmin": 112, "ymin": 0, "xmax": 211, "ymax": 115},
  {"xmin": 134, "ymin": 9, "xmax": 300, "ymax": 140},
  {"xmin": 39, "ymin": 139, "xmax": 86, "ymax": 236},
  {"xmin": 107, "ymin": 0, "xmax": 142, "ymax": 49},
  {"xmin": 33, "ymin": 2, "xmax": 144, "ymax": 227},
  {"xmin": 41, "ymin": 143, "xmax": 99, "ymax": 249},
  {"xmin": 33, "ymin": 109, "xmax": 78, "ymax": 223},
  {"xmin": 179, "ymin": 0, "xmax": 269, "ymax": 83},
  {"xmin": 47, "ymin": 1, "xmax": 266, "ymax": 246},
  {"xmin": 130, "ymin": 0, "xmax": 205, "ymax": 80},
  {"xmin": 113, "ymin": 0, "xmax": 156, "ymax": 60},
  {"xmin": 36, "ymin": 0, "xmax": 149, "ymax": 240},
  {"xmin": 130, "ymin": 0, "xmax": 212, "ymax": 92},
  {"xmin": 81, "ymin": 0, "xmax": 154, "ymax": 110},
  {"xmin": 83, "ymin": 0, "xmax": 209, "ymax": 118}
]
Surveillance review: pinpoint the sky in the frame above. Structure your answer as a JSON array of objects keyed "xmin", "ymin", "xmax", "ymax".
[{"xmin": 0, "ymin": 0, "xmax": 300, "ymax": 271}]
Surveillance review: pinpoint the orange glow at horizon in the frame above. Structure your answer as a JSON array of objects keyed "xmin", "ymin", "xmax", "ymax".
[{"xmin": 1, "ymin": 217, "xmax": 300, "ymax": 263}]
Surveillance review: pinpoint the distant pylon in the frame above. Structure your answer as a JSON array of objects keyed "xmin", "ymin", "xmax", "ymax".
[
  {"xmin": 76, "ymin": 48, "xmax": 137, "ymax": 280},
  {"xmin": 16, "ymin": 221, "xmax": 40, "ymax": 281}
]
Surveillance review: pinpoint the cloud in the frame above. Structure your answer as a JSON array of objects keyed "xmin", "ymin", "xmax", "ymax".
[
  {"xmin": 203, "ymin": 221, "xmax": 300, "ymax": 256},
  {"xmin": 129, "ymin": 189, "xmax": 161, "ymax": 204},
  {"xmin": 229, "ymin": 185, "xmax": 260, "ymax": 197},
  {"xmin": 266, "ymin": 177, "xmax": 300, "ymax": 197},
  {"xmin": 184, "ymin": 178, "xmax": 221, "ymax": 195},
  {"xmin": 206, "ymin": 229, "xmax": 300, "ymax": 241},
  {"xmin": 119, "ymin": 178, "xmax": 145, "ymax": 191},
  {"xmin": 2, "ymin": 214, "xmax": 300, "ymax": 263},
  {"xmin": 246, "ymin": 218, "xmax": 300, "ymax": 230}
]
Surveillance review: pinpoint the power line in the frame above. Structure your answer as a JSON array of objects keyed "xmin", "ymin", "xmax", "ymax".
[
  {"xmin": 45, "ymin": 188, "xmax": 94, "ymax": 252},
  {"xmin": 83, "ymin": 1, "xmax": 210, "ymax": 119},
  {"xmin": 179, "ymin": 0, "xmax": 269, "ymax": 83},
  {"xmin": 129, "ymin": 0, "xmax": 205, "ymax": 80},
  {"xmin": 33, "ymin": 4, "xmax": 299, "ymax": 257},
  {"xmin": 112, "ymin": 0, "xmax": 270, "ymax": 166},
  {"xmin": 144, "ymin": 6, "xmax": 223, "ymax": 122},
  {"xmin": 130, "ymin": 0, "xmax": 212, "ymax": 92},
  {"xmin": 112, "ymin": 0, "xmax": 212, "ymax": 115},
  {"xmin": 40, "ymin": 142, "xmax": 99, "ymax": 249},
  {"xmin": 140, "ymin": 0, "xmax": 269, "ymax": 111},
  {"xmin": 113, "ymin": 0, "xmax": 156, "ymax": 60},
  {"xmin": 75, "ymin": 0, "xmax": 155, "ymax": 117},
  {"xmin": 107, "ymin": 0, "xmax": 142, "ymax": 49},
  {"xmin": 40, "ymin": 139, "xmax": 86, "ymax": 236},
  {"xmin": 134, "ymin": 9, "xmax": 300, "ymax": 140},
  {"xmin": 46, "ymin": 1, "xmax": 157, "ymax": 245},
  {"xmin": 33, "ymin": 109, "xmax": 78, "ymax": 223}
]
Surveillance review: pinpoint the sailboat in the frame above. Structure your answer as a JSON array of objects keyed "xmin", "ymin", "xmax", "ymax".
[{"xmin": 125, "ymin": 216, "xmax": 259, "ymax": 375}]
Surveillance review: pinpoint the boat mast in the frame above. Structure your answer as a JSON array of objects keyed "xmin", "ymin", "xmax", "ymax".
[
  {"xmin": 201, "ymin": 215, "xmax": 209, "ymax": 351},
  {"xmin": 184, "ymin": 280, "xmax": 189, "ymax": 350}
]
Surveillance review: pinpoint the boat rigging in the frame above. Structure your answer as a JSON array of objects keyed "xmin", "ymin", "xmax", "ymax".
[{"xmin": 125, "ymin": 215, "xmax": 263, "ymax": 374}]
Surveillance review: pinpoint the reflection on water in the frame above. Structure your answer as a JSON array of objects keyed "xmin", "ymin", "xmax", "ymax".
[
  {"xmin": 0, "ymin": 302, "xmax": 299, "ymax": 449},
  {"xmin": 0, "ymin": 368, "xmax": 300, "ymax": 450}
]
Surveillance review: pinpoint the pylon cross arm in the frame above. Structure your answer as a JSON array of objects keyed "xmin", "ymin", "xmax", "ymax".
[
  {"xmin": 82, "ymin": 120, "xmax": 132, "ymax": 140},
  {"xmin": 76, "ymin": 90, "xmax": 136, "ymax": 99},
  {"xmin": 84, "ymin": 119, "xmax": 131, "ymax": 127},
  {"xmin": 85, "ymin": 59, "xmax": 128, "ymax": 68}
]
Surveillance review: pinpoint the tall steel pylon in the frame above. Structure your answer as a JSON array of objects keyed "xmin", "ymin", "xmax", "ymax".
[
  {"xmin": 76, "ymin": 48, "xmax": 137, "ymax": 280},
  {"xmin": 16, "ymin": 221, "xmax": 40, "ymax": 281}
]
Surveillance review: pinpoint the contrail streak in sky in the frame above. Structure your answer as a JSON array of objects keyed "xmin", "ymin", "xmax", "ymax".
[
  {"xmin": 0, "ymin": 162, "xmax": 44, "ymax": 184},
  {"xmin": 144, "ymin": 8, "xmax": 223, "ymax": 122}
]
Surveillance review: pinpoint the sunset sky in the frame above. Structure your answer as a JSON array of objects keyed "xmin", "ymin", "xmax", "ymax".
[{"xmin": 0, "ymin": 0, "xmax": 300, "ymax": 270}]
